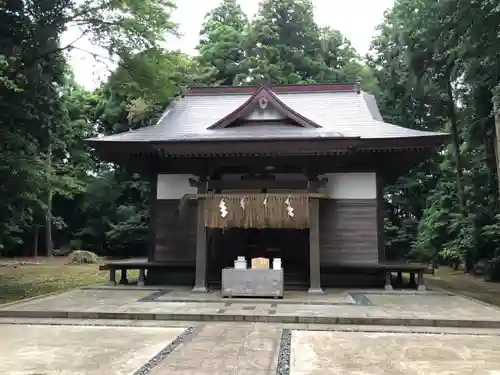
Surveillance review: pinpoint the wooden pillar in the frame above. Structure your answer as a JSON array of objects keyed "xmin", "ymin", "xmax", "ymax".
[
  {"xmin": 307, "ymin": 175, "xmax": 325, "ymax": 295},
  {"xmin": 384, "ymin": 272, "xmax": 393, "ymax": 291},
  {"xmin": 409, "ymin": 272, "xmax": 416, "ymax": 287},
  {"xmin": 109, "ymin": 269, "xmax": 116, "ymax": 285},
  {"xmin": 417, "ymin": 271, "xmax": 426, "ymax": 291},
  {"xmin": 138, "ymin": 268, "xmax": 146, "ymax": 287},
  {"xmin": 308, "ymin": 197, "xmax": 323, "ymax": 294},
  {"xmin": 119, "ymin": 269, "xmax": 128, "ymax": 285},
  {"xmin": 396, "ymin": 271, "xmax": 403, "ymax": 287},
  {"xmin": 192, "ymin": 177, "xmax": 208, "ymax": 293},
  {"xmin": 148, "ymin": 174, "xmax": 158, "ymax": 262}
]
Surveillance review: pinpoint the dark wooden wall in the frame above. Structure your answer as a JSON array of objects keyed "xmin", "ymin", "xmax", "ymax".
[
  {"xmin": 153, "ymin": 198, "xmax": 382, "ymax": 266},
  {"xmin": 153, "ymin": 199, "xmax": 197, "ymax": 264},
  {"xmin": 319, "ymin": 199, "xmax": 379, "ymax": 264}
]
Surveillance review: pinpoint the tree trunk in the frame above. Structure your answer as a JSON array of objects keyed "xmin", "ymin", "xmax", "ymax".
[
  {"xmin": 45, "ymin": 189, "xmax": 53, "ymax": 257},
  {"xmin": 445, "ymin": 75, "xmax": 466, "ymax": 215},
  {"xmin": 474, "ymin": 85, "xmax": 497, "ymax": 206},
  {"xmin": 33, "ymin": 226, "xmax": 39, "ymax": 257},
  {"xmin": 483, "ymin": 131, "xmax": 497, "ymax": 206},
  {"xmin": 493, "ymin": 93, "xmax": 500, "ymax": 207},
  {"xmin": 45, "ymin": 143, "xmax": 53, "ymax": 257}
]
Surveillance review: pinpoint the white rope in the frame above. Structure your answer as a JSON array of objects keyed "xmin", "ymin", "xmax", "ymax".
[
  {"xmin": 284, "ymin": 194, "xmax": 295, "ymax": 217},
  {"xmin": 219, "ymin": 198, "xmax": 228, "ymax": 218}
]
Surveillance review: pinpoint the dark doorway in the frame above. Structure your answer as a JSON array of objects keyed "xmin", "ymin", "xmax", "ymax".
[{"xmin": 207, "ymin": 227, "xmax": 310, "ymax": 288}]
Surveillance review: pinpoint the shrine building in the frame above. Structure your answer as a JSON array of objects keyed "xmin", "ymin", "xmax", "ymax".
[{"xmin": 87, "ymin": 83, "xmax": 449, "ymax": 293}]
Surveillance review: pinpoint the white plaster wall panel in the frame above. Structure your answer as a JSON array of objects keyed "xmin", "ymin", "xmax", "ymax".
[
  {"xmin": 157, "ymin": 174, "xmax": 197, "ymax": 199},
  {"xmin": 321, "ymin": 173, "xmax": 377, "ymax": 199}
]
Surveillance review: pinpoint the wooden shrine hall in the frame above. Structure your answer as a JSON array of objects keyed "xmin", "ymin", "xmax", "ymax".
[{"xmin": 88, "ymin": 83, "xmax": 449, "ymax": 293}]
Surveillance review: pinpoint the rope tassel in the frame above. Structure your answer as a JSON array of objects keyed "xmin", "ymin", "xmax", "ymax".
[
  {"xmin": 285, "ymin": 195, "xmax": 295, "ymax": 217},
  {"xmin": 219, "ymin": 198, "xmax": 228, "ymax": 218}
]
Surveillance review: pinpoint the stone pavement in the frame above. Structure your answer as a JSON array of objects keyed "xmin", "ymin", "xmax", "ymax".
[
  {"xmin": 3, "ymin": 287, "xmax": 500, "ymax": 374},
  {"xmin": 1, "ymin": 319, "xmax": 500, "ymax": 375},
  {"xmin": 2, "ymin": 286, "xmax": 500, "ymax": 327}
]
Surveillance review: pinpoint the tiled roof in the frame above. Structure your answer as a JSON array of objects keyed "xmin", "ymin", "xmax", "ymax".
[{"xmin": 87, "ymin": 85, "xmax": 448, "ymax": 143}]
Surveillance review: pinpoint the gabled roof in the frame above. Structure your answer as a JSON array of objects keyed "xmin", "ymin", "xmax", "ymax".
[
  {"xmin": 208, "ymin": 85, "xmax": 321, "ymax": 129},
  {"xmin": 87, "ymin": 83, "xmax": 448, "ymax": 144}
]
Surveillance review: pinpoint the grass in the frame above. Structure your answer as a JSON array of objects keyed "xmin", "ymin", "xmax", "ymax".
[
  {"xmin": 427, "ymin": 267, "xmax": 500, "ymax": 308},
  {"xmin": 2, "ymin": 256, "xmax": 500, "ymax": 308},
  {"xmin": 0, "ymin": 257, "xmax": 107, "ymax": 304}
]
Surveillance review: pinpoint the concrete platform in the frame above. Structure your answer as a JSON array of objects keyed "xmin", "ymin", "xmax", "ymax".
[
  {"xmin": 289, "ymin": 330, "xmax": 500, "ymax": 375},
  {"xmin": 0, "ymin": 324, "xmax": 187, "ymax": 375},
  {"xmin": 2, "ymin": 286, "xmax": 500, "ymax": 328},
  {"xmin": 1, "ymin": 320, "xmax": 500, "ymax": 375}
]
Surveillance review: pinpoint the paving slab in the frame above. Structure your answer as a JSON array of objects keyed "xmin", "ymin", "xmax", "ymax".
[
  {"xmin": 2, "ymin": 319, "xmax": 500, "ymax": 375},
  {"xmin": 0, "ymin": 324, "xmax": 186, "ymax": 375},
  {"xmin": 91, "ymin": 286, "xmax": 356, "ymax": 305},
  {"xmin": 2, "ymin": 288, "xmax": 500, "ymax": 328},
  {"xmin": 289, "ymin": 330, "xmax": 500, "ymax": 375},
  {"xmin": 147, "ymin": 323, "xmax": 280, "ymax": 375}
]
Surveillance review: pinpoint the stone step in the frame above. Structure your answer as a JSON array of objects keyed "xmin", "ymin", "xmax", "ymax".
[{"xmin": 0, "ymin": 309, "xmax": 499, "ymax": 329}]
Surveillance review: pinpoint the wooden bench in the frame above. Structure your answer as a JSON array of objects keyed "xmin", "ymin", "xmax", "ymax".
[
  {"xmin": 321, "ymin": 262, "xmax": 432, "ymax": 291},
  {"xmin": 99, "ymin": 259, "xmax": 432, "ymax": 291},
  {"xmin": 99, "ymin": 259, "xmax": 148, "ymax": 286},
  {"xmin": 380, "ymin": 263, "xmax": 433, "ymax": 291},
  {"xmin": 99, "ymin": 259, "xmax": 196, "ymax": 287}
]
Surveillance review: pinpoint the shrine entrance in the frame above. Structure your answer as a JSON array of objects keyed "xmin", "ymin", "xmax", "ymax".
[
  {"xmin": 207, "ymin": 227, "xmax": 310, "ymax": 288},
  {"xmin": 200, "ymin": 193, "xmax": 314, "ymax": 289}
]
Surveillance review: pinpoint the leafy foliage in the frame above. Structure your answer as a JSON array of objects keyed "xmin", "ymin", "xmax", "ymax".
[
  {"xmin": 68, "ymin": 250, "xmax": 100, "ymax": 264},
  {"xmin": 0, "ymin": 0, "xmax": 177, "ymax": 255},
  {"xmin": 371, "ymin": 0, "xmax": 500, "ymax": 279},
  {"xmin": 241, "ymin": 0, "xmax": 364, "ymax": 85},
  {"xmin": 196, "ymin": 0, "xmax": 248, "ymax": 85},
  {"xmin": 2, "ymin": 0, "xmax": 500, "ymax": 283}
]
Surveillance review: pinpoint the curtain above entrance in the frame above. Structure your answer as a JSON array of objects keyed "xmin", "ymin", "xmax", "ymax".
[{"xmin": 203, "ymin": 194, "xmax": 310, "ymax": 229}]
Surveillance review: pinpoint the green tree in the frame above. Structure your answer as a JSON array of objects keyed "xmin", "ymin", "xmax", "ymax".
[
  {"xmin": 0, "ymin": 0, "xmax": 68, "ymax": 254},
  {"xmin": 196, "ymin": 0, "xmax": 249, "ymax": 85},
  {"xmin": 244, "ymin": 0, "xmax": 324, "ymax": 84},
  {"xmin": 69, "ymin": 48, "xmax": 198, "ymax": 257},
  {"xmin": 370, "ymin": 0, "xmax": 500, "ymax": 279},
  {"xmin": 0, "ymin": 0, "xmax": 178, "ymax": 255}
]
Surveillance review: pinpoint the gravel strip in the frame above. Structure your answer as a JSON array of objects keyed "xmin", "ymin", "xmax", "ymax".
[
  {"xmin": 348, "ymin": 293, "xmax": 373, "ymax": 305},
  {"xmin": 276, "ymin": 329, "xmax": 291, "ymax": 375},
  {"xmin": 137, "ymin": 290, "xmax": 172, "ymax": 302},
  {"xmin": 132, "ymin": 326, "xmax": 199, "ymax": 375}
]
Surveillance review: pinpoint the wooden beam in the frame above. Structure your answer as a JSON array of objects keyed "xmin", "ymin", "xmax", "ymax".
[
  {"xmin": 308, "ymin": 178, "xmax": 328, "ymax": 192},
  {"xmin": 308, "ymin": 179, "xmax": 323, "ymax": 295},
  {"xmin": 192, "ymin": 176, "xmax": 209, "ymax": 293},
  {"xmin": 181, "ymin": 192, "xmax": 329, "ymax": 200},
  {"xmin": 202, "ymin": 179, "xmax": 310, "ymax": 191},
  {"xmin": 148, "ymin": 174, "xmax": 158, "ymax": 262},
  {"xmin": 308, "ymin": 197, "xmax": 323, "ymax": 294}
]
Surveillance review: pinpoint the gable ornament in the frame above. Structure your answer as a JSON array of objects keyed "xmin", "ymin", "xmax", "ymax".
[{"xmin": 258, "ymin": 97, "xmax": 268, "ymax": 109}]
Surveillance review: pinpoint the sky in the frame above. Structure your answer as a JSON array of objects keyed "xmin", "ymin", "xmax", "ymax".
[{"xmin": 65, "ymin": 0, "xmax": 395, "ymax": 89}]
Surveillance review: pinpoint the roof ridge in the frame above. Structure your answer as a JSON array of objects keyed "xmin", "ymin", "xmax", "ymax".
[{"xmin": 186, "ymin": 83, "xmax": 360, "ymax": 96}]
